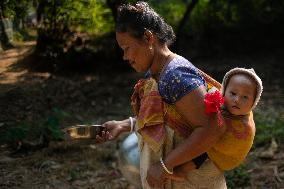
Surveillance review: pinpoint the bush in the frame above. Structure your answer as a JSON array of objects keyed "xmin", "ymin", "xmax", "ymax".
[
  {"xmin": 0, "ymin": 108, "xmax": 68, "ymax": 147},
  {"xmin": 225, "ymin": 164, "xmax": 250, "ymax": 188},
  {"xmin": 253, "ymin": 108, "xmax": 284, "ymax": 147},
  {"xmin": 13, "ymin": 29, "xmax": 37, "ymax": 42}
]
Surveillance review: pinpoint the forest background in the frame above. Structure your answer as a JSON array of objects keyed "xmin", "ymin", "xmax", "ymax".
[{"xmin": 0, "ymin": 0, "xmax": 283, "ymax": 188}]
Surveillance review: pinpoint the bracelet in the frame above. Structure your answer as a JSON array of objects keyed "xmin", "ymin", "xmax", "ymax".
[
  {"xmin": 129, "ymin": 117, "xmax": 134, "ymax": 132},
  {"xmin": 159, "ymin": 157, "xmax": 173, "ymax": 175}
]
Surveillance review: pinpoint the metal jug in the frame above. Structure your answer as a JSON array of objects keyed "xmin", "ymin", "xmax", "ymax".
[{"xmin": 118, "ymin": 133, "xmax": 141, "ymax": 188}]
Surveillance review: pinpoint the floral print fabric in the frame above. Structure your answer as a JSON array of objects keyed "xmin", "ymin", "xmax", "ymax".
[{"xmin": 158, "ymin": 55, "xmax": 206, "ymax": 104}]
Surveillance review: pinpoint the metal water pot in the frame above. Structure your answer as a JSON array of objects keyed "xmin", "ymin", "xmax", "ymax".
[{"xmin": 118, "ymin": 133, "xmax": 141, "ymax": 188}]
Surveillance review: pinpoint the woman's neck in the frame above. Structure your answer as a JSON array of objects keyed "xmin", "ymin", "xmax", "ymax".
[{"xmin": 150, "ymin": 46, "xmax": 173, "ymax": 80}]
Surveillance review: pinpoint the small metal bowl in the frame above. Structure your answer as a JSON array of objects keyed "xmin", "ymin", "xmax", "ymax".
[{"xmin": 64, "ymin": 125, "xmax": 104, "ymax": 140}]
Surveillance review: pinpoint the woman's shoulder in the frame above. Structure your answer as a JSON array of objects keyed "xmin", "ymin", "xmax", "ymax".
[
  {"xmin": 158, "ymin": 55, "xmax": 206, "ymax": 104},
  {"xmin": 160, "ymin": 55, "xmax": 205, "ymax": 83},
  {"xmin": 164, "ymin": 55, "xmax": 197, "ymax": 73},
  {"xmin": 160, "ymin": 55, "xmax": 201, "ymax": 78}
]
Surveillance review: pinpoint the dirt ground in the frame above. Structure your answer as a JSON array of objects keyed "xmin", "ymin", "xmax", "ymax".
[{"xmin": 0, "ymin": 41, "xmax": 283, "ymax": 189}]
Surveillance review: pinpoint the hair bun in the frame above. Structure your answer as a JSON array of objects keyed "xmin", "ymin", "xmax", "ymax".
[{"xmin": 135, "ymin": 1, "xmax": 150, "ymax": 12}]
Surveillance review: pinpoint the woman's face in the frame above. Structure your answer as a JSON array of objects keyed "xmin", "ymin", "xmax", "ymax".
[{"xmin": 116, "ymin": 32, "xmax": 153, "ymax": 72}]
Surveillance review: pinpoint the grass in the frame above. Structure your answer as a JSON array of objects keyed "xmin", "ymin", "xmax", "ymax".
[
  {"xmin": 253, "ymin": 108, "xmax": 284, "ymax": 147},
  {"xmin": 225, "ymin": 164, "xmax": 250, "ymax": 188}
]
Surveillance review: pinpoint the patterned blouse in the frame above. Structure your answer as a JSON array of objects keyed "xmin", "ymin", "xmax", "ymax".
[{"xmin": 157, "ymin": 55, "xmax": 206, "ymax": 104}]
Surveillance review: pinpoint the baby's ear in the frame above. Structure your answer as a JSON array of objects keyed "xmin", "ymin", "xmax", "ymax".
[{"xmin": 208, "ymin": 86, "xmax": 218, "ymax": 93}]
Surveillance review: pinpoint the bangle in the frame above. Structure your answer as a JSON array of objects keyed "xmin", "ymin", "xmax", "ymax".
[
  {"xmin": 129, "ymin": 117, "xmax": 134, "ymax": 132},
  {"xmin": 160, "ymin": 157, "xmax": 173, "ymax": 175}
]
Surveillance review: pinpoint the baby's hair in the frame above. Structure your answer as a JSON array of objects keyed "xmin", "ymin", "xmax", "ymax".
[{"xmin": 116, "ymin": 1, "xmax": 176, "ymax": 45}]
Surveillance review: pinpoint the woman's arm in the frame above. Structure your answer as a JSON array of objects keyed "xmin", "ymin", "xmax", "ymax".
[
  {"xmin": 163, "ymin": 85, "xmax": 226, "ymax": 169},
  {"xmin": 146, "ymin": 86, "xmax": 226, "ymax": 187}
]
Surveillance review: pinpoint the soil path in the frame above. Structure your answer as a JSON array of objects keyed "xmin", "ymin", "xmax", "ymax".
[{"xmin": 0, "ymin": 41, "xmax": 36, "ymax": 84}]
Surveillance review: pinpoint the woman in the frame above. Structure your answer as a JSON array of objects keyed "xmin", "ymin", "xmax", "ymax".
[{"xmin": 96, "ymin": 1, "xmax": 227, "ymax": 188}]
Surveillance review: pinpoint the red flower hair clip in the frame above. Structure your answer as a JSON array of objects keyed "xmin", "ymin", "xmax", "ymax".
[{"xmin": 204, "ymin": 91, "xmax": 224, "ymax": 126}]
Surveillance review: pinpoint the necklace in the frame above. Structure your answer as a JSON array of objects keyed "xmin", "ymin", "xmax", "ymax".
[{"xmin": 152, "ymin": 53, "xmax": 173, "ymax": 80}]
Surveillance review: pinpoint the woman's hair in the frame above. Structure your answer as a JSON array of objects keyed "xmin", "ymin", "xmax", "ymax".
[{"xmin": 116, "ymin": 1, "xmax": 176, "ymax": 46}]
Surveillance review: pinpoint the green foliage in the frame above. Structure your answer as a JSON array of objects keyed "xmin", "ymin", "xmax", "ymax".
[
  {"xmin": 148, "ymin": 0, "xmax": 185, "ymax": 30},
  {"xmin": 0, "ymin": 0, "xmax": 30, "ymax": 18},
  {"xmin": 4, "ymin": 123, "xmax": 29, "ymax": 144},
  {"xmin": 253, "ymin": 108, "xmax": 284, "ymax": 147},
  {"xmin": 69, "ymin": 167, "xmax": 82, "ymax": 181},
  {"xmin": 43, "ymin": 108, "xmax": 70, "ymax": 140},
  {"xmin": 43, "ymin": 116, "xmax": 63, "ymax": 140},
  {"xmin": 38, "ymin": 0, "xmax": 113, "ymax": 34},
  {"xmin": 225, "ymin": 164, "xmax": 250, "ymax": 188},
  {"xmin": 85, "ymin": 0, "xmax": 114, "ymax": 34},
  {"xmin": 35, "ymin": 0, "xmax": 115, "ymax": 70},
  {"xmin": 13, "ymin": 31, "xmax": 24, "ymax": 41},
  {"xmin": 0, "ymin": 108, "xmax": 69, "ymax": 145},
  {"xmin": 13, "ymin": 29, "xmax": 36, "ymax": 42}
]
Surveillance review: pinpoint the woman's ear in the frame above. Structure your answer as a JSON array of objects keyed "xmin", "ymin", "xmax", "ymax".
[{"xmin": 143, "ymin": 30, "xmax": 154, "ymax": 45}]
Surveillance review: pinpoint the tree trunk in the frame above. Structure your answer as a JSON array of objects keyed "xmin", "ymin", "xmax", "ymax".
[
  {"xmin": 0, "ymin": 6, "xmax": 13, "ymax": 49},
  {"xmin": 172, "ymin": 0, "xmax": 199, "ymax": 52},
  {"xmin": 0, "ymin": 2, "xmax": 5, "ymax": 18},
  {"xmin": 106, "ymin": 0, "xmax": 127, "ymax": 22},
  {"xmin": 36, "ymin": 0, "xmax": 45, "ymax": 26},
  {"xmin": 106, "ymin": 0, "xmax": 130, "ymax": 69}
]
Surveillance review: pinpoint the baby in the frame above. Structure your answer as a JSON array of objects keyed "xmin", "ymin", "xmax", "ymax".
[{"xmin": 168, "ymin": 67, "xmax": 263, "ymax": 180}]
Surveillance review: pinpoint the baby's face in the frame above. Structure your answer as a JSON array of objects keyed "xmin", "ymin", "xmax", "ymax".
[{"xmin": 224, "ymin": 74, "xmax": 257, "ymax": 115}]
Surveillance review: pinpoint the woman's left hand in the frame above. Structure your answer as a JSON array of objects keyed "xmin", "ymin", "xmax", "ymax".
[{"xmin": 146, "ymin": 161, "xmax": 167, "ymax": 187}]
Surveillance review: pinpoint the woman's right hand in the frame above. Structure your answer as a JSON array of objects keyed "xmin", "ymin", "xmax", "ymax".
[
  {"xmin": 96, "ymin": 118, "xmax": 134, "ymax": 143},
  {"xmin": 95, "ymin": 120, "xmax": 122, "ymax": 143}
]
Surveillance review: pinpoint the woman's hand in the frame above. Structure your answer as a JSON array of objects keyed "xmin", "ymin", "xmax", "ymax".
[
  {"xmin": 96, "ymin": 118, "xmax": 134, "ymax": 143},
  {"xmin": 95, "ymin": 120, "xmax": 123, "ymax": 143},
  {"xmin": 165, "ymin": 172, "xmax": 186, "ymax": 182},
  {"xmin": 146, "ymin": 161, "xmax": 167, "ymax": 187},
  {"xmin": 165, "ymin": 162, "xmax": 195, "ymax": 182}
]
